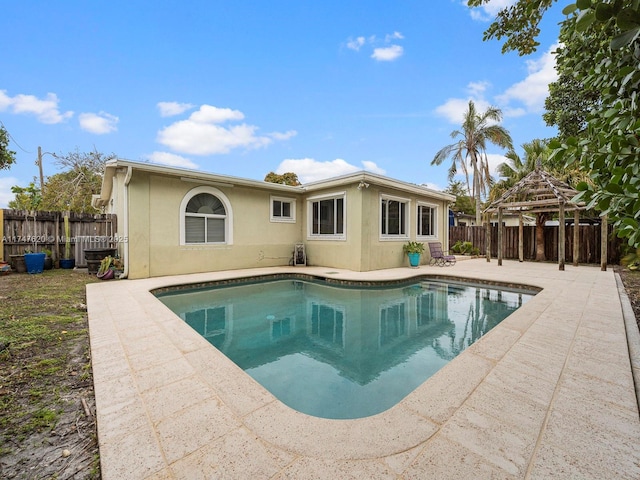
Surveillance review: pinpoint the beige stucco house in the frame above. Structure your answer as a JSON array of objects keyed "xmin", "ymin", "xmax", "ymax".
[{"xmin": 93, "ymin": 159, "xmax": 454, "ymax": 279}]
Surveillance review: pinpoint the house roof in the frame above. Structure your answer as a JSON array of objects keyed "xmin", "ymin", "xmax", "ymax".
[{"xmin": 93, "ymin": 158, "xmax": 454, "ymax": 207}]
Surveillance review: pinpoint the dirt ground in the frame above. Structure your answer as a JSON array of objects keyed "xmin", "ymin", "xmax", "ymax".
[
  {"xmin": 1, "ymin": 265, "xmax": 639, "ymax": 480},
  {"xmin": 617, "ymin": 265, "xmax": 640, "ymax": 330},
  {"xmin": 0, "ymin": 269, "xmax": 100, "ymax": 480}
]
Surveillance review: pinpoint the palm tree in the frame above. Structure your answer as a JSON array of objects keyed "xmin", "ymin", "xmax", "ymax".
[
  {"xmin": 492, "ymin": 138, "xmax": 550, "ymax": 200},
  {"xmin": 431, "ymin": 100, "xmax": 513, "ymax": 224}
]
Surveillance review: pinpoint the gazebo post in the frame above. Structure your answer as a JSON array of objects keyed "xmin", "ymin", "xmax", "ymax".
[
  {"xmin": 497, "ymin": 208, "xmax": 503, "ymax": 266},
  {"xmin": 601, "ymin": 214, "xmax": 608, "ymax": 271},
  {"xmin": 518, "ymin": 212, "xmax": 524, "ymax": 262},
  {"xmin": 485, "ymin": 213, "xmax": 491, "ymax": 262},
  {"xmin": 558, "ymin": 203, "xmax": 565, "ymax": 271},
  {"xmin": 573, "ymin": 209, "xmax": 580, "ymax": 266}
]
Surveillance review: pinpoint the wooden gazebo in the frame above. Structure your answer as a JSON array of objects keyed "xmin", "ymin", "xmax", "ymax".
[{"xmin": 483, "ymin": 166, "xmax": 604, "ymax": 271}]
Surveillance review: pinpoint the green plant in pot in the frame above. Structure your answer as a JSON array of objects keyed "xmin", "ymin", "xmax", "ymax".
[
  {"xmin": 42, "ymin": 248, "xmax": 53, "ymax": 270},
  {"xmin": 403, "ymin": 241, "xmax": 425, "ymax": 268},
  {"xmin": 97, "ymin": 255, "xmax": 115, "ymax": 280}
]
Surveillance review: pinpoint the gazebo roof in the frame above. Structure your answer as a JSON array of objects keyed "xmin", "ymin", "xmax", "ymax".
[{"xmin": 484, "ymin": 167, "xmax": 585, "ymax": 214}]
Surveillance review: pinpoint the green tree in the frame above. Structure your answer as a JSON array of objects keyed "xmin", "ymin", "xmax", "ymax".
[
  {"xmin": 431, "ymin": 100, "xmax": 513, "ymax": 224},
  {"xmin": 0, "ymin": 125, "xmax": 17, "ymax": 170},
  {"xmin": 37, "ymin": 149, "xmax": 114, "ymax": 213},
  {"xmin": 264, "ymin": 171, "xmax": 301, "ymax": 186},
  {"xmin": 8, "ymin": 182, "xmax": 41, "ymax": 210},
  {"xmin": 444, "ymin": 180, "xmax": 475, "ymax": 216},
  {"xmin": 543, "ymin": 71, "xmax": 601, "ymax": 139},
  {"xmin": 468, "ymin": 0, "xmax": 640, "ymax": 247}
]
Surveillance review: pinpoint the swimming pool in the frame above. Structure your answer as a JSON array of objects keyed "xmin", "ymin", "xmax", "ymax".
[{"xmin": 156, "ymin": 276, "xmax": 535, "ymax": 419}]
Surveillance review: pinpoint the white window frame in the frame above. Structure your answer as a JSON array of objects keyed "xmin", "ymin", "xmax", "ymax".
[
  {"xmin": 379, "ymin": 194, "xmax": 410, "ymax": 240},
  {"xmin": 180, "ymin": 303, "xmax": 234, "ymax": 350},
  {"xmin": 270, "ymin": 195, "xmax": 296, "ymax": 223},
  {"xmin": 307, "ymin": 301, "xmax": 346, "ymax": 349},
  {"xmin": 307, "ymin": 191, "xmax": 347, "ymax": 241},
  {"xmin": 378, "ymin": 300, "xmax": 409, "ymax": 348},
  {"xmin": 416, "ymin": 202, "xmax": 438, "ymax": 240},
  {"xmin": 179, "ymin": 186, "xmax": 234, "ymax": 246}
]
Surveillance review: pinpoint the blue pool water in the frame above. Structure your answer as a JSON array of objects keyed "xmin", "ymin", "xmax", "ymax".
[{"xmin": 156, "ymin": 277, "xmax": 535, "ymax": 419}]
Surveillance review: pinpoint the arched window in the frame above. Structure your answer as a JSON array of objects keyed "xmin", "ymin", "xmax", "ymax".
[{"xmin": 180, "ymin": 187, "xmax": 233, "ymax": 245}]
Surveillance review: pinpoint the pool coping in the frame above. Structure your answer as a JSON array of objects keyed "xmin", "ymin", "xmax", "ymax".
[{"xmin": 87, "ymin": 259, "xmax": 640, "ymax": 479}]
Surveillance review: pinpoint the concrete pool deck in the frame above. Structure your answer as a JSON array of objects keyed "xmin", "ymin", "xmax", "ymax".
[{"xmin": 87, "ymin": 259, "xmax": 640, "ymax": 479}]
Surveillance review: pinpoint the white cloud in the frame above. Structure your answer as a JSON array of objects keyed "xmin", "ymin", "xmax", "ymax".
[
  {"xmin": 0, "ymin": 176, "xmax": 19, "ymax": 208},
  {"xmin": 467, "ymin": 0, "xmax": 516, "ymax": 21},
  {"xmin": 0, "ymin": 90, "xmax": 73, "ymax": 124},
  {"xmin": 496, "ymin": 44, "xmax": 558, "ymax": 114},
  {"xmin": 371, "ymin": 45, "xmax": 404, "ymax": 62},
  {"xmin": 346, "ymin": 36, "xmax": 366, "ymax": 51},
  {"xmin": 276, "ymin": 158, "xmax": 385, "ymax": 183},
  {"xmin": 157, "ymin": 101, "xmax": 195, "ymax": 117},
  {"xmin": 485, "ymin": 153, "xmax": 509, "ymax": 177},
  {"xmin": 79, "ymin": 112, "xmax": 119, "ymax": 134},
  {"xmin": 467, "ymin": 81, "xmax": 490, "ymax": 97},
  {"xmin": 385, "ymin": 31, "xmax": 404, "ymax": 42},
  {"xmin": 361, "ymin": 160, "xmax": 386, "ymax": 175},
  {"xmin": 345, "ymin": 32, "xmax": 405, "ymax": 61},
  {"xmin": 434, "ymin": 95, "xmax": 491, "ymax": 124},
  {"xmin": 268, "ymin": 130, "xmax": 298, "ymax": 141},
  {"xmin": 434, "ymin": 44, "xmax": 557, "ymax": 123},
  {"xmin": 421, "ymin": 182, "xmax": 445, "ymax": 192},
  {"xmin": 144, "ymin": 151, "xmax": 198, "ymax": 169},
  {"xmin": 190, "ymin": 105, "xmax": 244, "ymax": 123},
  {"xmin": 157, "ymin": 104, "xmax": 292, "ymax": 155}
]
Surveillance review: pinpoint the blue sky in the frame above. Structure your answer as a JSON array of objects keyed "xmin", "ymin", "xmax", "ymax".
[{"xmin": 0, "ymin": 1, "xmax": 566, "ymax": 207}]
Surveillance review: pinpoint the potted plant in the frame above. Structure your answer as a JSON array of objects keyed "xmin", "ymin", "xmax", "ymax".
[
  {"xmin": 42, "ymin": 248, "xmax": 53, "ymax": 270},
  {"xmin": 59, "ymin": 214, "xmax": 75, "ymax": 269},
  {"xmin": 97, "ymin": 255, "xmax": 115, "ymax": 280},
  {"xmin": 403, "ymin": 241, "xmax": 425, "ymax": 268}
]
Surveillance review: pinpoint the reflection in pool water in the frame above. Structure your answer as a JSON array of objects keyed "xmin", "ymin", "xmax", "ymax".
[{"xmin": 157, "ymin": 278, "xmax": 534, "ymax": 419}]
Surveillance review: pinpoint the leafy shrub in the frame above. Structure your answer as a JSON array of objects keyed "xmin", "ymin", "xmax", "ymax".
[{"xmin": 451, "ymin": 241, "xmax": 474, "ymax": 255}]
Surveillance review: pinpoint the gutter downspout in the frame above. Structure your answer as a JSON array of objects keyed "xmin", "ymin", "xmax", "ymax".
[{"xmin": 119, "ymin": 166, "xmax": 132, "ymax": 279}]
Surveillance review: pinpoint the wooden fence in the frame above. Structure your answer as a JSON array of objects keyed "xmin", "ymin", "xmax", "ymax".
[
  {"xmin": 1, "ymin": 209, "xmax": 117, "ymax": 263},
  {"xmin": 450, "ymin": 225, "xmax": 623, "ymax": 265}
]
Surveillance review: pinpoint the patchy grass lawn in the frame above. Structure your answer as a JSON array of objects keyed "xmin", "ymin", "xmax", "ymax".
[{"xmin": 0, "ymin": 269, "xmax": 100, "ymax": 479}]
